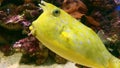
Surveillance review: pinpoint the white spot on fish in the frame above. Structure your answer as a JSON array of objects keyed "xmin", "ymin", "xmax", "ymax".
[
  {"xmin": 87, "ymin": 39, "xmax": 91, "ymax": 44},
  {"xmin": 91, "ymin": 36, "xmax": 95, "ymax": 40},
  {"xmin": 86, "ymin": 31, "xmax": 89, "ymax": 35},
  {"xmin": 61, "ymin": 20, "xmax": 68, "ymax": 24},
  {"xmin": 55, "ymin": 27, "xmax": 58, "ymax": 31},
  {"xmin": 66, "ymin": 29, "xmax": 71, "ymax": 33},
  {"xmin": 80, "ymin": 33, "xmax": 84, "ymax": 36},
  {"xmin": 79, "ymin": 41, "xmax": 83, "ymax": 45}
]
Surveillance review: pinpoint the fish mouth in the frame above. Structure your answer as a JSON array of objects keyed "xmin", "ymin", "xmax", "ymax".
[
  {"xmin": 29, "ymin": 1, "xmax": 48, "ymax": 36},
  {"xmin": 29, "ymin": 26, "xmax": 33, "ymax": 31},
  {"xmin": 29, "ymin": 25, "xmax": 36, "ymax": 36},
  {"xmin": 29, "ymin": 1, "xmax": 47, "ymax": 36}
]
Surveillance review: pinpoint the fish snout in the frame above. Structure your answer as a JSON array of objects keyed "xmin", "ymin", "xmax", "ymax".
[{"xmin": 29, "ymin": 25, "xmax": 36, "ymax": 36}]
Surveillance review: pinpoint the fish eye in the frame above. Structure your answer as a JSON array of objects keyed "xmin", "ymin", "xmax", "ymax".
[{"xmin": 52, "ymin": 9, "xmax": 60, "ymax": 17}]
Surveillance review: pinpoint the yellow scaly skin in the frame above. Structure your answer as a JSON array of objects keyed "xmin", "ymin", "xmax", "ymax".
[{"xmin": 29, "ymin": 1, "xmax": 120, "ymax": 68}]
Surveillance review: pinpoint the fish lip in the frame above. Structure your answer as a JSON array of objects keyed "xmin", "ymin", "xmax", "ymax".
[{"xmin": 29, "ymin": 25, "xmax": 36, "ymax": 36}]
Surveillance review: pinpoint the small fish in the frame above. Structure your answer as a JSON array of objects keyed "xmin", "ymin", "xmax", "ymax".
[{"xmin": 29, "ymin": 1, "xmax": 120, "ymax": 68}]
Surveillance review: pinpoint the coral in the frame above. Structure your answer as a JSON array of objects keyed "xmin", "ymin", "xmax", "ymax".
[
  {"xmin": 0, "ymin": 44, "xmax": 14, "ymax": 56},
  {"xmin": 0, "ymin": 0, "xmax": 120, "ymax": 67},
  {"xmin": 13, "ymin": 36, "xmax": 49, "ymax": 64},
  {"xmin": 55, "ymin": 54, "xmax": 67, "ymax": 64},
  {"xmin": 13, "ymin": 36, "xmax": 40, "ymax": 54},
  {"xmin": 60, "ymin": 0, "xmax": 100, "ymax": 31},
  {"xmin": 61, "ymin": 0, "xmax": 87, "ymax": 19},
  {"xmin": 49, "ymin": 50, "xmax": 67, "ymax": 64}
]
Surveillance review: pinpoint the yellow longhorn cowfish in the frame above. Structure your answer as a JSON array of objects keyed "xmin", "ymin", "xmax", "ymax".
[{"xmin": 29, "ymin": 1, "xmax": 120, "ymax": 68}]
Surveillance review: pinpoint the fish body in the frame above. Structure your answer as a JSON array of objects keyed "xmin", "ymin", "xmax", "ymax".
[{"xmin": 29, "ymin": 1, "xmax": 120, "ymax": 68}]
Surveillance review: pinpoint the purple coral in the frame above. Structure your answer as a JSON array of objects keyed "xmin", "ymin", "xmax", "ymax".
[
  {"xmin": 13, "ymin": 36, "xmax": 49, "ymax": 64},
  {"xmin": 6, "ymin": 15, "xmax": 31, "ymax": 27},
  {"xmin": 13, "ymin": 36, "xmax": 40, "ymax": 54}
]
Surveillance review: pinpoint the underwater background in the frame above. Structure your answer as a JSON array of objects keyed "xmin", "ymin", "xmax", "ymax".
[{"xmin": 0, "ymin": 0, "xmax": 120, "ymax": 68}]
